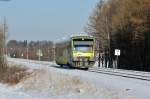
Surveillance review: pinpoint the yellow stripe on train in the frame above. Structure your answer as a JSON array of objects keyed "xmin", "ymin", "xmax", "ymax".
[{"xmin": 73, "ymin": 52, "xmax": 94, "ymax": 57}]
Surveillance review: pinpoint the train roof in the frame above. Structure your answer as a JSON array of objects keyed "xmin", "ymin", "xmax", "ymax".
[{"xmin": 71, "ymin": 35, "xmax": 94, "ymax": 39}]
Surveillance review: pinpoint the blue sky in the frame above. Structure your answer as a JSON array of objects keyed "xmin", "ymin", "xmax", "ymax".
[{"xmin": 0, "ymin": 0, "xmax": 98, "ymax": 41}]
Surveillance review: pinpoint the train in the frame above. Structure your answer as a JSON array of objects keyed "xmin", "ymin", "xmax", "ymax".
[{"xmin": 55, "ymin": 35, "xmax": 95, "ymax": 69}]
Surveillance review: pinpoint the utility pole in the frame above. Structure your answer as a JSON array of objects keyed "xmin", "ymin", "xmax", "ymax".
[
  {"xmin": 98, "ymin": 40, "xmax": 101, "ymax": 67},
  {"xmin": 38, "ymin": 50, "xmax": 40, "ymax": 61},
  {"xmin": 38, "ymin": 41, "xmax": 41, "ymax": 61},
  {"xmin": 48, "ymin": 47, "xmax": 50, "ymax": 61},
  {"xmin": 106, "ymin": 14, "xmax": 112, "ymax": 68},
  {"xmin": 3, "ymin": 17, "xmax": 7, "ymax": 57},
  {"xmin": 53, "ymin": 43, "xmax": 55, "ymax": 62},
  {"xmin": 108, "ymin": 31, "xmax": 111, "ymax": 68},
  {"xmin": 25, "ymin": 40, "xmax": 28, "ymax": 60},
  {"xmin": 0, "ymin": 16, "xmax": 7, "ymax": 67}
]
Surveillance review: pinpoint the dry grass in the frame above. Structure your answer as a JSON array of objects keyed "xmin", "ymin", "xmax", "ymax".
[
  {"xmin": 19, "ymin": 68, "xmax": 96, "ymax": 95},
  {"xmin": 0, "ymin": 65, "xmax": 31, "ymax": 85},
  {"xmin": 0, "ymin": 24, "xmax": 30, "ymax": 85}
]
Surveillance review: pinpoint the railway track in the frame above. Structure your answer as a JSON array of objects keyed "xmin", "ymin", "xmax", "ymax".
[
  {"xmin": 88, "ymin": 67, "xmax": 150, "ymax": 81},
  {"xmin": 8, "ymin": 58, "xmax": 150, "ymax": 81}
]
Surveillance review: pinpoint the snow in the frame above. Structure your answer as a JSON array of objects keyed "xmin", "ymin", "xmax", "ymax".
[
  {"xmin": 0, "ymin": 84, "xmax": 41, "ymax": 99},
  {"xmin": 0, "ymin": 58, "xmax": 150, "ymax": 99}
]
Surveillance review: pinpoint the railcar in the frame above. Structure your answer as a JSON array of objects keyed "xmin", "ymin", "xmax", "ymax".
[{"xmin": 55, "ymin": 35, "xmax": 95, "ymax": 69}]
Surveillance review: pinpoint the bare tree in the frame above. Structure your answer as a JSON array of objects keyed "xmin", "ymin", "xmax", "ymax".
[{"xmin": 0, "ymin": 23, "xmax": 7, "ymax": 70}]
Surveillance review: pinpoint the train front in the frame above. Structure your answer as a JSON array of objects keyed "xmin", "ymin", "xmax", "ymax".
[{"xmin": 71, "ymin": 36, "xmax": 95, "ymax": 69}]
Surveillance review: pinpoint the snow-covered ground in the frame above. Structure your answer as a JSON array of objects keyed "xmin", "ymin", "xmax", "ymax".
[{"xmin": 1, "ymin": 58, "xmax": 150, "ymax": 99}]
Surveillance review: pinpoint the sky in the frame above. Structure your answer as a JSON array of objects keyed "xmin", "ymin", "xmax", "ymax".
[{"xmin": 0, "ymin": 0, "xmax": 99, "ymax": 42}]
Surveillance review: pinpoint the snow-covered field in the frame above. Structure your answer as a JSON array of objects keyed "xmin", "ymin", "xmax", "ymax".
[{"xmin": 1, "ymin": 58, "xmax": 150, "ymax": 99}]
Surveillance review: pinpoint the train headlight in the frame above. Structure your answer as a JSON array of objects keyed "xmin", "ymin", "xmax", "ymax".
[
  {"xmin": 89, "ymin": 57, "xmax": 95, "ymax": 61},
  {"xmin": 73, "ymin": 57, "xmax": 78, "ymax": 61}
]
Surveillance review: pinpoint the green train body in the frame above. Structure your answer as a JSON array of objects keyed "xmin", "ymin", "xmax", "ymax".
[{"xmin": 55, "ymin": 35, "xmax": 95, "ymax": 69}]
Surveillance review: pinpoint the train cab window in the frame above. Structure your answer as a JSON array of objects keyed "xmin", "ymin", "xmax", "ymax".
[{"xmin": 74, "ymin": 45, "xmax": 93, "ymax": 52}]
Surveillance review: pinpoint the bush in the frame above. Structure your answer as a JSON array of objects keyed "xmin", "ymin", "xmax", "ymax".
[{"xmin": 0, "ymin": 65, "xmax": 30, "ymax": 85}]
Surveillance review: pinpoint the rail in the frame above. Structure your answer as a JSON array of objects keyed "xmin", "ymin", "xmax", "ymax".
[{"xmin": 88, "ymin": 67, "xmax": 150, "ymax": 81}]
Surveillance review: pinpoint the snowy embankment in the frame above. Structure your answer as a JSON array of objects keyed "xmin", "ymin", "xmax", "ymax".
[{"xmin": 1, "ymin": 58, "xmax": 150, "ymax": 99}]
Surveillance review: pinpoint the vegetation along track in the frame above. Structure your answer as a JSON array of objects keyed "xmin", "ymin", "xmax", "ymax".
[{"xmin": 88, "ymin": 68, "xmax": 150, "ymax": 81}]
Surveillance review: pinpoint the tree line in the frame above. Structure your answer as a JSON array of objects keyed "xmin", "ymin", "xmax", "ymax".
[
  {"xmin": 7, "ymin": 40, "xmax": 54, "ymax": 61},
  {"xmin": 87, "ymin": 0, "xmax": 150, "ymax": 71}
]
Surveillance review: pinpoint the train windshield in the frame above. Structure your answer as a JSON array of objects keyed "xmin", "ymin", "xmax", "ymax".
[
  {"xmin": 73, "ymin": 39, "xmax": 94, "ymax": 52},
  {"xmin": 74, "ymin": 45, "xmax": 93, "ymax": 52}
]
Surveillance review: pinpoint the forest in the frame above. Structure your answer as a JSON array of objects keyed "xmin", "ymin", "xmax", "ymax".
[{"xmin": 87, "ymin": 0, "xmax": 150, "ymax": 71}]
